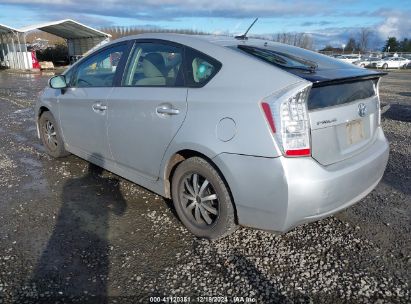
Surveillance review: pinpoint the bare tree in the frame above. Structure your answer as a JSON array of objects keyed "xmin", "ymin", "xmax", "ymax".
[
  {"xmin": 358, "ymin": 28, "xmax": 372, "ymax": 52},
  {"xmin": 274, "ymin": 32, "xmax": 314, "ymax": 50}
]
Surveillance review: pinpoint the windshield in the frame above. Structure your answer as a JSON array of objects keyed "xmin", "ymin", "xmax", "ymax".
[{"xmin": 236, "ymin": 45, "xmax": 317, "ymax": 72}]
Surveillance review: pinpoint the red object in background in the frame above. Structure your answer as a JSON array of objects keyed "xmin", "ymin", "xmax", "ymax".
[{"xmin": 31, "ymin": 51, "xmax": 40, "ymax": 69}]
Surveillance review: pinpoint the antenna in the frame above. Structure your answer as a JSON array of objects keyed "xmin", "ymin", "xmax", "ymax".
[{"xmin": 235, "ymin": 18, "xmax": 258, "ymax": 40}]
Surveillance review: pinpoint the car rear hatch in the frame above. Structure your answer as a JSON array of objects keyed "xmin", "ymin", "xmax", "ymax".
[
  {"xmin": 306, "ymin": 75, "xmax": 383, "ymax": 165},
  {"xmin": 234, "ymin": 43, "xmax": 385, "ymax": 164}
]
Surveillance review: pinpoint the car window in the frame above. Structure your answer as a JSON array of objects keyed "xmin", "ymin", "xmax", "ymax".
[
  {"xmin": 73, "ymin": 44, "xmax": 126, "ymax": 88},
  {"xmin": 63, "ymin": 68, "xmax": 74, "ymax": 87},
  {"xmin": 122, "ymin": 42, "xmax": 183, "ymax": 87},
  {"xmin": 184, "ymin": 47, "xmax": 221, "ymax": 87},
  {"xmin": 236, "ymin": 45, "xmax": 317, "ymax": 72}
]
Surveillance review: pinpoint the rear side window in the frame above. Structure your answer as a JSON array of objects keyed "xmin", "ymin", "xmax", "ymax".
[
  {"xmin": 184, "ymin": 47, "xmax": 221, "ymax": 87},
  {"xmin": 122, "ymin": 42, "xmax": 184, "ymax": 87}
]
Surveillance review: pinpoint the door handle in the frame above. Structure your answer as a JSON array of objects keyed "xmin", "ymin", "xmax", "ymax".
[
  {"xmin": 92, "ymin": 103, "xmax": 107, "ymax": 112},
  {"xmin": 156, "ymin": 106, "xmax": 180, "ymax": 115}
]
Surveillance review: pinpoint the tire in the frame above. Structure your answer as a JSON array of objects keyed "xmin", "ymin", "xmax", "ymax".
[
  {"xmin": 171, "ymin": 157, "xmax": 237, "ymax": 239},
  {"xmin": 383, "ymin": 63, "xmax": 388, "ymax": 69},
  {"xmin": 39, "ymin": 111, "xmax": 70, "ymax": 158},
  {"xmin": 360, "ymin": 64, "xmax": 365, "ymax": 68}
]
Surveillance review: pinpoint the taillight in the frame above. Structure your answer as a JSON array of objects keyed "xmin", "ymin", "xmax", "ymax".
[
  {"xmin": 261, "ymin": 83, "xmax": 312, "ymax": 157},
  {"xmin": 261, "ymin": 102, "xmax": 276, "ymax": 133},
  {"xmin": 374, "ymin": 78, "xmax": 381, "ymax": 126}
]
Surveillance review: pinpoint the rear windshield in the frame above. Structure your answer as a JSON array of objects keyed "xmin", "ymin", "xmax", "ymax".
[
  {"xmin": 236, "ymin": 45, "xmax": 317, "ymax": 72},
  {"xmin": 308, "ymin": 80, "xmax": 376, "ymax": 110}
]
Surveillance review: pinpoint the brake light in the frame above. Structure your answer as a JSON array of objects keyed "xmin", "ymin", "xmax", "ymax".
[
  {"xmin": 285, "ymin": 148, "xmax": 311, "ymax": 156},
  {"xmin": 261, "ymin": 83, "xmax": 312, "ymax": 157}
]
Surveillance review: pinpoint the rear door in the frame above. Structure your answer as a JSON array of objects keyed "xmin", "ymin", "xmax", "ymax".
[
  {"xmin": 58, "ymin": 43, "xmax": 128, "ymax": 160},
  {"xmin": 107, "ymin": 40, "xmax": 188, "ymax": 180}
]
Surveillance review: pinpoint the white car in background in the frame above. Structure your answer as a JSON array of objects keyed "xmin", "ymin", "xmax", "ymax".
[
  {"xmin": 336, "ymin": 54, "xmax": 361, "ymax": 64},
  {"xmin": 375, "ymin": 57, "xmax": 410, "ymax": 69},
  {"xmin": 353, "ymin": 57, "xmax": 380, "ymax": 68}
]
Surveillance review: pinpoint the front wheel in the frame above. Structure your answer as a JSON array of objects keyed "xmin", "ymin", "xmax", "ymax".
[
  {"xmin": 383, "ymin": 63, "xmax": 388, "ymax": 69},
  {"xmin": 171, "ymin": 157, "xmax": 237, "ymax": 239},
  {"xmin": 39, "ymin": 111, "xmax": 70, "ymax": 158}
]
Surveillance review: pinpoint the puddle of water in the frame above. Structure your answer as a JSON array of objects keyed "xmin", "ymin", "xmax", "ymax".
[
  {"xmin": 19, "ymin": 157, "xmax": 50, "ymax": 192},
  {"xmin": 14, "ymin": 108, "xmax": 32, "ymax": 114},
  {"xmin": 19, "ymin": 157, "xmax": 43, "ymax": 168},
  {"xmin": 12, "ymin": 133, "xmax": 28, "ymax": 143},
  {"xmin": 41, "ymin": 71, "xmax": 56, "ymax": 76},
  {"xmin": 21, "ymin": 178, "xmax": 48, "ymax": 192}
]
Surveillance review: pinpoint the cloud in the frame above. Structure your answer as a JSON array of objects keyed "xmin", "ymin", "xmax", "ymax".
[
  {"xmin": 1, "ymin": 0, "xmax": 330, "ymax": 20},
  {"xmin": 375, "ymin": 10, "xmax": 411, "ymax": 39},
  {"xmin": 297, "ymin": 9, "xmax": 411, "ymax": 49},
  {"xmin": 300, "ymin": 21, "xmax": 333, "ymax": 27},
  {"xmin": 2, "ymin": 0, "xmax": 410, "ymax": 51}
]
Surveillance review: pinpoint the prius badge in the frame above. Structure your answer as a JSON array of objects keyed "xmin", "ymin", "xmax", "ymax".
[{"xmin": 358, "ymin": 103, "xmax": 367, "ymax": 117}]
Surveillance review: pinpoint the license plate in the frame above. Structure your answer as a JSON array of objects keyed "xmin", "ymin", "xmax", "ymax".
[{"xmin": 346, "ymin": 120, "xmax": 364, "ymax": 145}]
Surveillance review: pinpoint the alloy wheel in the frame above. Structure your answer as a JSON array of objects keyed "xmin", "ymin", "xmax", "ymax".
[
  {"xmin": 42, "ymin": 120, "xmax": 58, "ymax": 151},
  {"xmin": 179, "ymin": 173, "xmax": 219, "ymax": 227}
]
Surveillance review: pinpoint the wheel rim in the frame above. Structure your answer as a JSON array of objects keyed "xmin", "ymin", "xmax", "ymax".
[
  {"xmin": 42, "ymin": 120, "xmax": 58, "ymax": 151},
  {"xmin": 179, "ymin": 173, "xmax": 219, "ymax": 227}
]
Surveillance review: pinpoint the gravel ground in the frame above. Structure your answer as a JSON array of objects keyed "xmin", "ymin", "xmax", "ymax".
[{"xmin": 0, "ymin": 69, "xmax": 409, "ymax": 303}]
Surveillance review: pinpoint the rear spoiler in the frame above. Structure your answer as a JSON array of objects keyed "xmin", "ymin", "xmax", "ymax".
[
  {"xmin": 288, "ymin": 68, "xmax": 387, "ymax": 88},
  {"xmin": 311, "ymin": 72, "xmax": 387, "ymax": 88}
]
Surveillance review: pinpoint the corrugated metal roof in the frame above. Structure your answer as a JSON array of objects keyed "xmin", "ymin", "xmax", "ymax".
[
  {"xmin": 0, "ymin": 23, "xmax": 21, "ymax": 34},
  {"xmin": 18, "ymin": 19, "xmax": 111, "ymax": 39}
]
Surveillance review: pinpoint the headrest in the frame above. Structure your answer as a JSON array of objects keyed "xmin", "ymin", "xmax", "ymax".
[{"xmin": 143, "ymin": 53, "xmax": 165, "ymax": 78}]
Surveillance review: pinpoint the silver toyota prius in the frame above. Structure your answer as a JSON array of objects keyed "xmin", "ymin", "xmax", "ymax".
[{"xmin": 36, "ymin": 33, "xmax": 389, "ymax": 239}]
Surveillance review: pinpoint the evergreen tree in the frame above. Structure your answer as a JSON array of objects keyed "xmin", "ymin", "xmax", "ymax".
[{"xmin": 383, "ymin": 37, "xmax": 399, "ymax": 52}]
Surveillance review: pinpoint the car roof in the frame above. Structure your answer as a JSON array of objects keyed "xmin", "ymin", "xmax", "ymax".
[{"xmin": 112, "ymin": 32, "xmax": 304, "ymax": 51}]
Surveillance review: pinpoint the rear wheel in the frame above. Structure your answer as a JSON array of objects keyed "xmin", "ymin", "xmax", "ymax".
[
  {"xmin": 39, "ymin": 111, "xmax": 69, "ymax": 158},
  {"xmin": 171, "ymin": 157, "xmax": 237, "ymax": 239}
]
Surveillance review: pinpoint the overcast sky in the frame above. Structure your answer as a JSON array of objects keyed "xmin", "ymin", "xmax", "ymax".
[{"xmin": 0, "ymin": 0, "xmax": 410, "ymax": 49}]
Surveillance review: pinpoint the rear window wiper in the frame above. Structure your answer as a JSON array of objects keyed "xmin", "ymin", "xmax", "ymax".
[{"xmin": 238, "ymin": 45, "xmax": 317, "ymax": 73}]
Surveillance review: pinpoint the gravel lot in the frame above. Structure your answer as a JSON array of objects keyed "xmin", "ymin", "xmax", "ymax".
[{"xmin": 0, "ymin": 69, "xmax": 409, "ymax": 303}]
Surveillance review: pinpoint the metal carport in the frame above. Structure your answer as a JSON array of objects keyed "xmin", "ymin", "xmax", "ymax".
[
  {"xmin": 0, "ymin": 23, "xmax": 28, "ymax": 69},
  {"xmin": 19, "ymin": 19, "xmax": 111, "ymax": 60}
]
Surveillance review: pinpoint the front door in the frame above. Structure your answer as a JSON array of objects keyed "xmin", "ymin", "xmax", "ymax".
[
  {"xmin": 58, "ymin": 43, "xmax": 128, "ymax": 161},
  {"xmin": 107, "ymin": 41, "xmax": 188, "ymax": 180}
]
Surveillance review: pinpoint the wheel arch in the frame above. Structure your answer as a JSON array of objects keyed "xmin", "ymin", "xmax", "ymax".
[
  {"xmin": 38, "ymin": 106, "xmax": 50, "ymax": 118},
  {"xmin": 163, "ymin": 149, "xmax": 238, "ymax": 223},
  {"xmin": 36, "ymin": 106, "xmax": 50, "ymax": 138}
]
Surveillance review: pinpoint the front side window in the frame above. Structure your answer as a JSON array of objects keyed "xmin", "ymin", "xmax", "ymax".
[
  {"xmin": 122, "ymin": 42, "xmax": 183, "ymax": 87},
  {"xmin": 184, "ymin": 48, "xmax": 221, "ymax": 87},
  {"xmin": 73, "ymin": 44, "xmax": 126, "ymax": 88},
  {"xmin": 63, "ymin": 68, "xmax": 74, "ymax": 87}
]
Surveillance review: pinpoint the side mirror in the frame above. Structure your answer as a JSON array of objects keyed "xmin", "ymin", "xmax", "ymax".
[{"xmin": 49, "ymin": 75, "xmax": 67, "ymax": 89}]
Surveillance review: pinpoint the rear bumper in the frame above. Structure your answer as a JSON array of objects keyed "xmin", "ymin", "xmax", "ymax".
[{"xmin": 213, "ymin": 127, "xmax": 389, "ymax": 232}]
